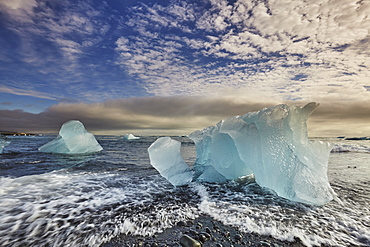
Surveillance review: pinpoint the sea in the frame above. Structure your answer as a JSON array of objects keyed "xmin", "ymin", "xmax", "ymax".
[{"xmin": 0, "ymin": 135, "xmax": 369, "ymax": 247}]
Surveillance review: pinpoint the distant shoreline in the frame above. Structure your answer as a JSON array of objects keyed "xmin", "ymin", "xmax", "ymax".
[{"xmin": 0, "ymin": 131, "xmax": 38, "ymax": 136}]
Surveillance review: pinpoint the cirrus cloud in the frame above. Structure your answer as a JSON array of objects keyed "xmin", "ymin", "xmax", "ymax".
[{"xmin": 115, "ymin": 0, "xmax": 370, "ymax": 103}]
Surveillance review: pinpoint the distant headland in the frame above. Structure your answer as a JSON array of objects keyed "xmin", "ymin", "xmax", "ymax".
[{"xmin": 0, "ymin": 131, "xmax": 39, "ymax": 136}]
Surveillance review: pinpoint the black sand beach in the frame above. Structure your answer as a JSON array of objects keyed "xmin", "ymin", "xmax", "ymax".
[{"xmin": 102, "ymin": 214, "xmax": 305, "ymax": 247}]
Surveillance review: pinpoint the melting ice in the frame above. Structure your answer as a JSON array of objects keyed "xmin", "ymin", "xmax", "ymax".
[
  {"xmin": 148, "ymin": 102, "xmax": 335, "ymax": 206},
  {"xmin": 0, "ymin": 135, "xmax": 10, "ymax": 154},
  {"xmin": 39, "ymin": 120, "xmax": 103, "ymax": 154},
  {"xmin": 123, "ymin": 134, "xmax": 140, "ymax": 140},
  {"xmin": 148, "ymin": 137, "xmax": 193, "ymax": 186}
]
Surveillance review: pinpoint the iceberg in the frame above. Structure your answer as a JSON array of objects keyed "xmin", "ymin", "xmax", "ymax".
[
  {"xmin": 148, "ymin": 137, "xmax": 193, "ymax": 186},
  {"xmin": 39, "ymin": 120, "xmax": 103, "ymax": 154},
  {"xmin": 148, "ymin": 103, "xmax": 335, "ymax": 206},
  {"xmin": 123, "ymin": 134, "xmax": 140, "ymax": 140},
  {"xmin": 0, "ymin": 135, "xmax": 10, "ymax": 154}
]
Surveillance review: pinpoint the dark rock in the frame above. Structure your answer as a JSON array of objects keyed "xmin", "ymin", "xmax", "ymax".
[
  {"xmin": 259, "ymin": 241, "xmax": 272, "ymax": 246},
  {"xmin": 205, "ymin": 227, "xmax": 212, "ymax": 234},
  {"xmin": 180, "ymin": 234, "xmax": 202, "ymax": 247},
  {"xmin": 188, "ymin": 229, "xmax": 198, "ymax": 237},
  {"xmin": 187, "ymin": 220, "xmax": 194, "ymax": 225},
  {"xmin": 213, "ymin": 226, "xmax": 220, "ymax": 232},
  {"xmin": 198, "ymin": 234, "xmax": 207, "ymax": 243},
  {"xmin": 200, "ymin": 232, "xmax": 211, "ymax": 240},
  {"xmin": 234, "ymin": 234, "xmax": 243, "ymax": 241},
  {"xmin": 177, "ymin": 221, "xmax": 187, "ymax": 227}
]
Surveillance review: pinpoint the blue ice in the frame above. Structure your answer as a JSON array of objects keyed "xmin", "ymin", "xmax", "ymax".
[
  {"xmin": 148, "ymin": 103, "xmax": 335, "ymax": 206},
  {"xmin": 0, "ymin": 136, "xmax": 10, "ymax": 154},
  {"xmin": 148, "ymin": 137, "xmax": 193, "ymax": 186},
  {"xmin": 39, "ymin": 120, "xmax": 103, "ymax": 154},
  {"xmin": 123, "ymin": 134, "xmax": 140, "ymax": 140}
]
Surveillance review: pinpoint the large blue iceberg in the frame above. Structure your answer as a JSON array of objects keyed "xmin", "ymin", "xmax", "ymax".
[
  {"xmin": 39, "ymin": 120, "xmax": 103, "ymax": 154},
  {"xmin": 148, "ymin": 103, "xmax": 335, "ymax": 206}
]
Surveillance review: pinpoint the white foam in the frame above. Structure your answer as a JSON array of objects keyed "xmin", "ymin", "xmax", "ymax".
[
  {"xmin": 0, "ymin": 137, "xmax": 10, "ymax": 153},
  {"xmin": 331, "ymin": 143, "xmax": 370, "ymax": 153},
  {"xmin": 1, "ymin": 150, "xmax": 369, "ymax": 247},
  {"xmin": 0, "ymin": 172, "xmax": 199, "ymax": 246},
  {"xmin": 191, "ymin": 182, "xmax": 370, "ymax": 247}
]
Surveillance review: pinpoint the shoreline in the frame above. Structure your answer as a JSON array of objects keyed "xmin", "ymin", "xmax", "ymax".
[{"xmin": 101, "ymin": 214, "xmax": 305, "ymax": 247}]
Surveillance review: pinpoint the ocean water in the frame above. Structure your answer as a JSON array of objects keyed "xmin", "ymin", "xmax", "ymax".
[{"xmin": 0, "ymin": 135, "xmax": 369, "ymax": 247}]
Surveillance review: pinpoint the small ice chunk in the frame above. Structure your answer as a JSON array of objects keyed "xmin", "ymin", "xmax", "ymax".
[
  {"xmin": 0, "ymin": 135, "xmax": 10, "ymax": 154},
  {"xmin": 39, "ymin": 120, "xmax": 103, "ymax": 154},
  {"xmin": 148, "ymin": 137, "xmax": 193, "ymax": 186},
  {"xmin": 123, "ymin": 134, "xmax": 140, "ymax": 140}
]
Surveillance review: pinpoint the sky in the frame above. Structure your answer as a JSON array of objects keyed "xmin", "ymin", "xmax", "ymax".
[{"xmin": 1, "ymin": 0, "xmax": 370, "ymax": 136}]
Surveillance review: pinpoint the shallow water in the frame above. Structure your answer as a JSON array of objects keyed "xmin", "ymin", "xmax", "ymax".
[{"xmin": 0, "ymin": 136, "xmax": 369, "ymax": 246}]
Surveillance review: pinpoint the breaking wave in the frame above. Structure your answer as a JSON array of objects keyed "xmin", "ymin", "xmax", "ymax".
[
  {"xmin": 0, "ymin": 170, "xmax": 199, "ymax": 247},
  {"xmin": 331, "ymin": 143, "xmax": 370, "ymax": 153}
]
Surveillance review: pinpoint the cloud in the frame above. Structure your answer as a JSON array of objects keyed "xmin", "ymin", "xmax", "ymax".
[
  {"xmin": 0, "ymin": 95, "xmax": 279, "ymax": 133},
  {"xmin": 2, "ymin": 0, "xmax": 370, "ymax": 121},
  {"xmin": 115, "ymin": 0, "xmax": 370, "ymax": 103},
  {"xmin": 1, "ymin": 95, "xmax": 370, "ymax": 137},
  {"xmin": 0, "ymin": 0, "xmax": 123, "ymax": 103},
  {"xmin": 0, "ymin": 85, "xmax": 58, "ymax": 100},
  {"xmin": 0, "ymin": 0, "xmax": 37, "ymax": 11},
  {"xmin": 0, "ymin": 0, "xmax": 111, "ymax": 67}
]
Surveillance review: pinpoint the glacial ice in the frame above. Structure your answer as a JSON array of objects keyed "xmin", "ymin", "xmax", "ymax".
[
  {"xmin": 148, "ymin": 103, "xmax": 335, "ymax": 206},
  {"xmin": 148, "ymin": 137, "xmax": 193, "ymax": 186},
  {"xmin": 0, "ymin": 136, "xmax": 10, "ymax": 154},
  {"xmin": 123, "ymin": 134, "xmax": 140, "ymax": 140},
  {"xmin": 38, "ymin": 120, "xmax": 103, "ymax": 154}
]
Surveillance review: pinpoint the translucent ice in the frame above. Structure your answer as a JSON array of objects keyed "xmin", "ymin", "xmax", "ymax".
[
  {"xmin": 123, "ymin": 134, "xmax": 140, "ymax": 140},
  {"xmin": 190, "ymin": 102, "xmax": 334, "ymax": 205},
  {"xmin": 0, "ymin": 135, "xmax": 10, "ymax": 154},
  {"xmin": 148, "ymin": 137, "xmax": 193, "ymax": 186},
  {"xmin": 39, "ymin": 120, "xmax": 103, "ymax": 154},
  {"xmin": 148, "ymin": 103, "xmax": 335, "ymax": 206}
]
